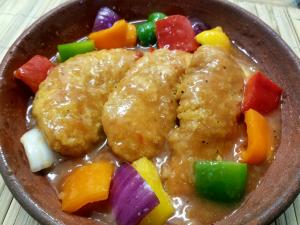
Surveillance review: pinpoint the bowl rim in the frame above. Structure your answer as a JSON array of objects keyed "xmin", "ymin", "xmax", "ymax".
[{"xmin": 0, "ymin": 0, "xmax": 299, "ymax": 225}]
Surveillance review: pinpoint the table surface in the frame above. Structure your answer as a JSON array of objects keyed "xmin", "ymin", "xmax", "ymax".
[{"xmin": 0, "ymin": 0, "xmax": 299, "ymax": 225}]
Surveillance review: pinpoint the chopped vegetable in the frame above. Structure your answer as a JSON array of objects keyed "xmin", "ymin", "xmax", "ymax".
[
  {"xmin": 92, "ymin": 7, "xmax": 121, "ymax": 32},
  {"xmin": 60, "ymin": 161, "xmax": 114, "ymax": 213},
  {"xmin": 241, "ymin": 109, "xmax": 272, "ymax": 164},
  {"xmin": 195, "ymin": 26, "xmax": 231, "ymax": 51},
  {"xmin": 189, "ymin": 17, "xmax": 210, "ymax": 35},
  {"xmin": 58, "ymin": 40, "xmax": 95, "ymax": 62},
  {"xmin": 20, "ymin": 128, "xmax": 55, "ymax": 172},
  {"xmin": 89, "ymin": 19, "xmax": 133, "ymax": 49},
  {"xmin": 136, "ymin": 21, "xmax": 156, "ymax": 46},
  {"xmin": 194, "ymin": 161, "xmax": 247, "ymax": 202},
  {"xmin": 110, "ymin": 164, "xmax": 159, "ymax": 225},
  {"xmin": 126, "ymin": 23, "xmax": 137, "ymax": 47},
  {"xmin": 132, "ymin": 157, "xmax": 174, "ymax": 225},
  {"xmin": 136, "ymin": 12, "xmax": 166, "ymax": 47},
  {"xmin": 148, "ymin": 12, "xmax": 167, "ymax": 22},
  {"xmin": 14, "ymin": 55, "xmax": 53, "ymax": 93},
  {"xmin": 242, "ymin": 72, "xmax": 283, "ymax": 114},
  {"xmin": 156, "ymin": 15, "xmax": 198, "ymax": 52}
]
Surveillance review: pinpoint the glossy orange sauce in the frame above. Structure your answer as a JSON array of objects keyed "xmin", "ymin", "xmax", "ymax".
[{"xmin": 26, "ymin": 44, "xmax": 281, "ymax": 225}]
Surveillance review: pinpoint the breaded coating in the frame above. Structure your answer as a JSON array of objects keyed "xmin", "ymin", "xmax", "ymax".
[
  {"xmin": 169, "ymin": 45, "xmax": 244, "ymax": 155},
  {"xmin": 32, "ymin": 49, "xmax": 137, "ymax": 156},
  {"xmin": 163, "ymin": 46, "xmax": 244, "ymax": 195},
  {"xmin": 102, "ymin": 49, "xmax": 191, "ymax": 162}
]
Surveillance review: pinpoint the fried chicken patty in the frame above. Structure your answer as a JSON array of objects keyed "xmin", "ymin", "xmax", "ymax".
[
  {"xmin": 32, "ymin": 49, "xmax": 137, "ymax": 156},
  {"xmin": 169, "ymin": 46, "xmax": 244, "ymax": 154},
  {"xmin": 102, "ymin": 49, "xmax": 191, "ymax": 161},
  {"xmin": 163, "ymin": 46, "xmax": 244, "ymax": 195}
]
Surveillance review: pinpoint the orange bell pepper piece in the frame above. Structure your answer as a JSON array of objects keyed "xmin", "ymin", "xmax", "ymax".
[
  {"xmin": 60, "ymin": 161, "xmax": 114, "ymax": 213},
  {"xmin": 88, "ymin": 19, "xmax": 137, "ymax": 49},
  {"xmin": 126, "ymin": 23, "xmax": 137, "ymax": 47},
  {"xmin": 241, "ymin": 109, "xmax": 272, "ymax": 164},
  {"xmin": 89, "ymin": 19, "xmax": 128, "ymax": 49}
]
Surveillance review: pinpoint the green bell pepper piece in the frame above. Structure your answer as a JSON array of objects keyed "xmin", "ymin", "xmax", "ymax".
[
  {"xmin": 194, "ymin": 161, "xmax": 247, "ymax": 202},
  {"xmin": 136, "ymin": 22, "xmax": 156, "ymax": 46},
  {"xmin": 58, "ymin": 40, "xmax": 95, "ymax": 62},
  {"xmin": 148, "ymin": 12, "xmax": 167, "ymax": 22}
]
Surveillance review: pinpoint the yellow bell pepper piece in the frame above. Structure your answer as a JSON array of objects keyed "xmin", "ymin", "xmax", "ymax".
[
  {"xmin": 241, "ymin": 109, "xmax": 272, "ymax": 164},
  {"xmin": 132, "ymin": 157, "xmax": 174, "ymax": 225},
  {"xmin": 195, "ymin": 26, "xmax": 231, "ymax": 51},
  {"xmin": 60, "ymin": 161, "xmax": 114, "ymax": 213}
]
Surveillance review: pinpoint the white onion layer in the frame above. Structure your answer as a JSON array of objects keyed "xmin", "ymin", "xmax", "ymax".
[{"xmin": 20, "ymin": 128, "xmax": 55, "ymax": 172}]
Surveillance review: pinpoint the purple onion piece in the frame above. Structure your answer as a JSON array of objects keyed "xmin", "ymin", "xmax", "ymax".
[
  {"xmin": 110, "ymin": 164, "xmax": 159, "ymax": 225},
  {"xmin": 188, "ymin": 17, "xmax": 211, "ymax": 35},
  {"xmin": 92, "ymin": 7, "xmax": 121, "ymax": 32}
]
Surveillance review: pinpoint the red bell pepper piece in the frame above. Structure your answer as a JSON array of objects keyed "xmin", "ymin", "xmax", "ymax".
[
  {"xmin": 156, "ymin": 15, "xmax": 199, "ymax": 52},
  {"xmin": 14, "ymin": 55, "xmax": 54, "ymax": 93},
  {"xmin": 242, "ymin": 72, "xmax": 283, "ymax": 114}
]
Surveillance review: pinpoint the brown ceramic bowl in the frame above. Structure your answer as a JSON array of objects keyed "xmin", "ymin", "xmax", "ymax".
[{"xmin": 0, "ymin": 0, "xmax": 299, "ymax": 224}]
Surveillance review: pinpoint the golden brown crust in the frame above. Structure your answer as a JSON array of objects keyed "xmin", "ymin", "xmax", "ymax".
[
  {"xmin": 32, "ymin": 49, "xmax": 137, "ymax": 156},
  {"xmin": 163, "ymin": 46, "xmax": 244, "ymax": 196},
  {"xmin": 169, "ymin": 45, "xmax": 244, "ymax": 156},
  {"xmin": 102, "ymin": 49, "xmax": 191, "ymax": 161}
]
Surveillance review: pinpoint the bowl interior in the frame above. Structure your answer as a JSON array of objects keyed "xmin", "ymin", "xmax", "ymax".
[{"xmin": 0, "ymin": 0, "xmax": 300, "ymax": 224}]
